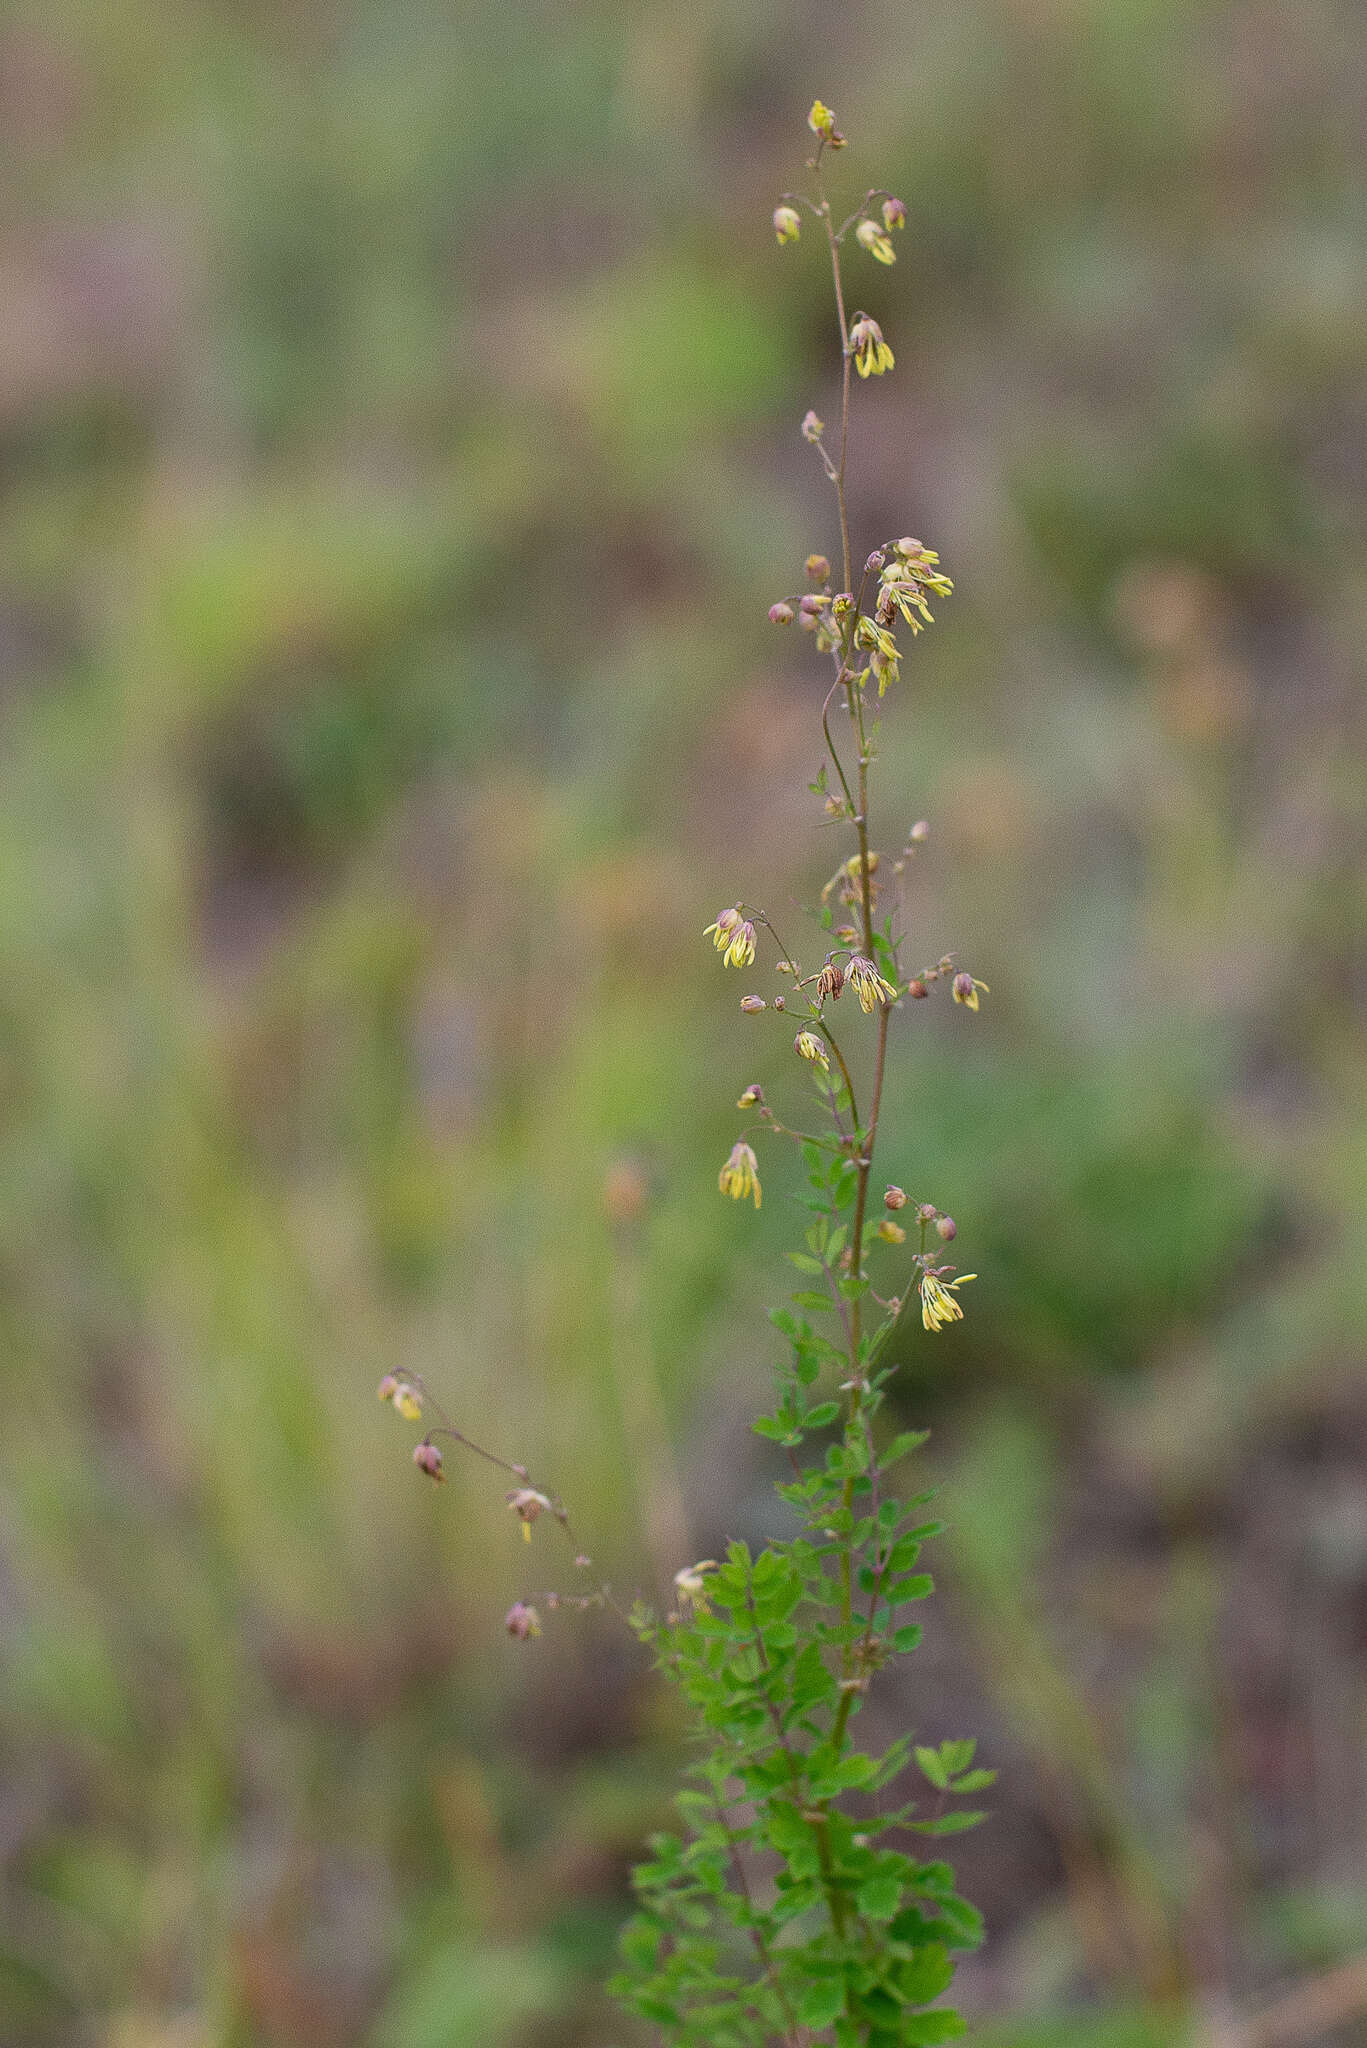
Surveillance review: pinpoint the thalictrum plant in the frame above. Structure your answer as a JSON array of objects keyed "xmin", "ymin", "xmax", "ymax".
[{"xmin": 379, "ymin": 99, "xmax": 994, "ymax": 2047}]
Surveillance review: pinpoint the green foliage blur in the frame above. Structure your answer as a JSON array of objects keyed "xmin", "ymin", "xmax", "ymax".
[{"xmin": 2, "ymin": 3, "xmax": 1364, "ymax": 2045}]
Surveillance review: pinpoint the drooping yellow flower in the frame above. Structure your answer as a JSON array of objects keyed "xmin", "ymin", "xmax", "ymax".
[
  {"xmin": 718, "ymin": 1140, "xmax": 762, "ymax": 1208},
  {"xmin": 807, "ymin": 100, "xmax": 836, "ymax": 138},
  {"xmin": 704, "ymin": 907, "xmax": 757, "ymax": 968},
  {"xmin": 379, "ymin": 1377, "xmax": 423, "ymax": 1421},
  {"xmin": 952, "ymin": 972, "xmax": 990, "ymax": 1011},
  {"xmin": 773, "ymin": 204, "xmax": 801, "ymax": 245},
  {"xmin": 793, "ymin": 1028, "xmax": 830, "ymax": 1071},
  {"xmin": 856, "ymin": 217, "xmax": 896, "ymax": 265},
  {"xmin": 920, "ymin": 1270, "xmax": 977, "ymax": 1331},
  {"xmin": 846, "ymin": 955, "xmax": 899, "ymax": 1013},
  {"xmin": 507, "ymin": 1486, "xmax": 552, "ymax": 1540},
  {"xmin": 850, "ymin": 315, "xmax": 894, "ymax": 378}
]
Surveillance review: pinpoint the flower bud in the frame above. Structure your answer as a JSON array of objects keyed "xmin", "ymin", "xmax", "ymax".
[
  {"xmin": 772, "ymin": 994, "xmax": 786, "ymax": 1011},
  {"xmin": 882, "ymin": 196, "xmax": 907, "ymax": 232},
  {"xmin": 807, "ymin": 99, "xmax": 836, "ymax": 138},
  {"xmin": 884, "ymin": 1185, "xmax": 908, "ymax": 1210},
  {"xmin": 865, "ymin": 549, "xmax": 887, "ymax": 577},
  {"xmin": 504, "ymin": 1601, "xmax": 542, "ymax": 1639},
  {"xmin": 673, "ymin": 1560, "xmax": 717, "ymax": 1609},
  {"xmin": 876, "ymin": 1218, "xmax": 907, "ymax": 1244},
  {"xmin": 413, "ymin": 1441, "xmax": 445, "ymax": 1482},
  {"xmin": 740, "ymin": 994, "xmax": 766, "ymax": 1013},
  {"xmin": 736, "ymin": 1083, "xmax": 764, "ymax": 1108},
  {"xmin": 768, "ymin": 600, "xmax": 794, "ymax": 625},
  {"xmin": 936, "ymin": 1215, "xmax": 957, "ymax": 1242},
  {"xmin": 918, "ymin": 1203, "xmax": 938, "ymax": 1223},
  {"xmin": 805, "ymin": 553, "xmax": 830, "ymax": 585},
  {"xmin": 391, "ymin": 1381, "xmax": 422, "ymax": 1421},
  {"xmin": 507, "ymin": 1486, "xmax": 552, "ymax": 1538},
  {"xmin": 801, "ymin": 409, "xmax": 825, "ymax": 442},
  {"xmin": 798, "ymin": 592, "xmax": 824, "ymax": 617},
  {"xmin": 377, "ymin": 1374, "xmax": 399, "ymax": 1403},
  {"xmin": 910, "ymin": 819, "xmax": 930, "ymax": 842},
  {"xmin": 907, "ymin": 978, "xmax": 929, "ymax": 999},
  {"xmin": 772, "ymin": 204, "xmax": 801, "ymax": 245}
]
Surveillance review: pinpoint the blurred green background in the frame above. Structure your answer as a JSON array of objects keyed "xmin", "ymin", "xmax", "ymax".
[{"xmin": 2, "ymin": 1, "xmax": 1365, "ymax": 2044}]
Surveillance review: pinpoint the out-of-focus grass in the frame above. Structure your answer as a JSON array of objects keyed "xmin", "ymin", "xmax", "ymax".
[{"xmin": 1, "ymin": 2, "xmax": 1364, "ymax": 2044}]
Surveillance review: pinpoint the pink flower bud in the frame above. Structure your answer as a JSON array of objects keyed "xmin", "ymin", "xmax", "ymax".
[
  {"xmin": 907, "ymin": 978, "xmax": 929, "ymax": 999},
  {"xmin": 413, "ymin": 1441, "xmax": 445, "ymax": 1482},
  {"xmin": 936, "ymin": 1215, "xmax": 957, "ymax": 1241},
  {"xmin": 884, "ymin": 1186, "xmax": 908, "ymax": 1210},
  {"xmin": 769, "ymin": 601, "xmax": 795, "ymax": 625},
  {"xmin": 910, "ymin": 819, "xmax": 929, "ymax": 842},
  {"xmin": 740, "ymin": 994, "xmax": 766, "ymax": 1013},
  {"xmin": 504, "ymin": 1601, "xmax": 542, "ymax": 1639}
]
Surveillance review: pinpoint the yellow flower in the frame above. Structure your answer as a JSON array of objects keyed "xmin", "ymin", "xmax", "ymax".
[
  {"xmin": 719, "ymin": 1140, "xmax": 762, "ymax": 1208},
  {"xmin": 807, "ymin": 100, "xmax": 836, "ymax": 138},
  {"xmin": 379, "ymin": 1378, "xmax": 423, "ymax": 1421},
  {"xmin": 876, "ymin": 1218, "xmax": 907, "ymax": 1244},
  {"xmin": 846, "ymin": 955, "xmax": 899, "ymax": 1013},
  {"xmin": 794, "ymin": 1028, "xmax": 830, "ymax": 1071},
  {"xmin": 856, "ymin": 218, "xmax": 896, "ymax": 265},
  {"xmin": 849, "ymin": 315, "xmax": 894, "ymax": 378},
  {"xmin": 773, "ymin": 204, "xmax": 801, "ymax": 245},
  {"xmin": 952, "ymin": 972, "xmax": 990, "ymax": 1011},
  {"xmin": 704, "ymin": 907, "xmax": 757, "ymax": 968},
  {"xmin": 920, "ymin": 1271, "xmax": 977, "ymax": 1331}
]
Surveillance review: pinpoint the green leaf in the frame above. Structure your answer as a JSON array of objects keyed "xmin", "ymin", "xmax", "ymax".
[
  {"xmin": 949, "ymin": 1768, "xmax": 996, "ymax": 1794},
  {"xmin": 796, "ymin": 1976, "xmax": 848, "ymax": 2029},
  {"xmin": 933, "ymin": 1896, "xmax": 985, "ymax": 1950},
  {"xmin": 804, "ymin": 1400, "xmax": 841, "ymax": 1428},
  {"xmin": 894, "ymin": 1942, "xmax": 955, "ymax": 2006},
  {"xmin": 915, "ymin": 1746, "xmax": 950, "ymax": 1790},
  {"xmin": 857, "ymin": 1873, "xmax": 905, "ymax": 1921},
  {"xmin": 891, "ymin": 1624, "xmax": 924, "ymax": 1652},
  {"xmin": 909, "ymin": 1810, "xmax": 986, "ymax": 1835},
  {"xmin": 901, "ymin": 2014, "xmax": 966, "ymax": 2044},
  {"xmin": 939, "ymin": 1739, "xmax": 976, "ymax": 1776},
  {"xmin": 811, "ymin": 1750, "xmax": 877, "ymax": 1796},
  {"xmin": 788, "ymin": 1251, "xmax": 825, "ymax": 1274}
]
